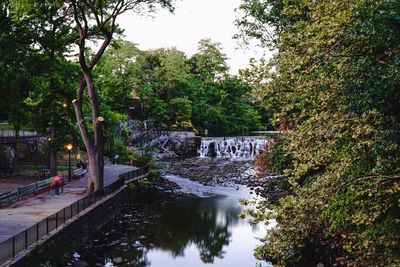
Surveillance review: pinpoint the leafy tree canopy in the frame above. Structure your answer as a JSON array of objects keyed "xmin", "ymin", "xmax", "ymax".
[
  {"xmin": 237, "ymin": 0, "xmax": 400, "ymax": 266},
  {"xmin": 95, "ymin": 39, "xmax": 262, "ymax": 136}
]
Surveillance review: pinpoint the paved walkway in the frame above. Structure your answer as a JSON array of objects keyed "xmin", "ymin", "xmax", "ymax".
[{"xmin": 0, "ymin": 164, "xmax": 136, "ymax": 243}]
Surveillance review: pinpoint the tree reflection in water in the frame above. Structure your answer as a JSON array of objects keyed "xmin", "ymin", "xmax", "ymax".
[{"xmin": 72, "ymin": 191, "xmax": 243, "ymax": 266}]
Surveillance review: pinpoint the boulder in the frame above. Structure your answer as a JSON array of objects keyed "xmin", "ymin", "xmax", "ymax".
[{"xmin": 163, "ymin": 132, "xmax": 201, "ymax": 158}]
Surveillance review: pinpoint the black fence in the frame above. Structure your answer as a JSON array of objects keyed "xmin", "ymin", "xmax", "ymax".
[
  {"xmin": 0, "ymin": 167, "xmax": 147, "ymax": 265},
  {"xmin": 117, "ymin": 167, "xmax": 147, "ymax": 182},
  {"xmin": 0, "ymin": 130, "xmax": 40, "ymax": 145}
]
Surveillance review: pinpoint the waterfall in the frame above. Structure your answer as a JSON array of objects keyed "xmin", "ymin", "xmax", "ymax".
[{"xmin": 197, "ymin": 137, "xmax": 267, "ymax": 159}]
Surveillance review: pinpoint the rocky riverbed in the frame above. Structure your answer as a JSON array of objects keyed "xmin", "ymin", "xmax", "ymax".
[
  {"xmin": 162, "ymin": 157, "xmax": 289, "ymax": 204},
  {"xmin": 165, "ymin": 158, "xmax": 257, "ymax": 186}
]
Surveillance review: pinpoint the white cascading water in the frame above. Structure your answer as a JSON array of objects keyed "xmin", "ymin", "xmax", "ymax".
[{"xmin": 197, "ymin": 137, "xmax": 267, "ymax": 159}]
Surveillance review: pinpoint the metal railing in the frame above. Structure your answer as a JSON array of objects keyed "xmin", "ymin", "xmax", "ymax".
[
  {"xmin": 0, "ymin": 166, "xmax": 147, "ymax": 265},
  {"xmin": 117, "ymin": 167, "xmax": 147, "ymax": 182},
  {"xmin": 0, "ymin": 130, "xmax": 38, "ymax": 138},
  {"xmin": 13, "ymin": 159, "xmax": 78, "ymax": 170},
  {"xmin": 0, "ymin": 130, "xmax": 40, "ymax": 145}
]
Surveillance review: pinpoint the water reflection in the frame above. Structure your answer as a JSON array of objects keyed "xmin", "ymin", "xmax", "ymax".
[
  {"xmin": 146, "ymin": 195, "xmax": 241, "ymax": 263},
  {"xmin": 68, "ymin": 191, "xmax": 267, "ymax": 267}
]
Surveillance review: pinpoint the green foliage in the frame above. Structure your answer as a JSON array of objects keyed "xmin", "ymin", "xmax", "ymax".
[
  {"xmin": 113, "ymin": 135, "xmax": 137, "ymax": 162},
  {"xmin": 238, "ymin": 0, "xmax": 400, "ymax": 265},
  {"xmin": 170, "ymin": 97, "xmax": 192, "ymax": 129},
  {"xmin": 146, "ymin": 166, "xmax": 162, "ymax": 183},
  {"xmin": 94, "ymin": 39, "xmax": 262, "ymax": 135},
  {"xmin": 39, "ymin": 262, "xmax": 53, "ymax": 267},
  {"xmin": 265, "ymin": 138, "xmax": 293, "ymax": 176},
  {"xmin": 95, "ymin": 40, "xmax": 141, "ymax": 114},
  {"xmin": 0, "ymin": 0, "xmax": 80, "ymax": 152},
  {"xmin": 0, "ymin": 2, "xmax": 34, "ymax": 127},
  {"xmin": 149, "ymin": 98, "xmax": 171, "ymax": 126},
  {"xmin": 190, "ymin": 38, "xmax": 229, "ymax": 83},
  {"xmin": 133, "ymin": 153, "xmax": 161, "ymax": 182}
]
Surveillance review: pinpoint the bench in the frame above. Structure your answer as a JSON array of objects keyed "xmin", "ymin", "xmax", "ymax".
[
  {"xmin": 73, "ymin": 166, "xmax": 88, "ymax": 178},
  {"xmin": 0, "ymin": 176, "xmax": 69, "ymax": 207},
  {"xmin": 18, "ymin": 184, "xmax": 37, "ymax": 199},
  {"xmin": 36, "ymin": 178, "xmax": 52, "ymax": 191},
  {"xmin": 112, "ymin": 154, "xmax": 120, "ymax": 164},
  {"xmin": 0, "ymin": 189, "xmax": 18, "ymax": 206}
]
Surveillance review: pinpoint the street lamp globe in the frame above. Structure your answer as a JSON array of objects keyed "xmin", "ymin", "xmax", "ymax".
[{"xmin": 66, "ymin": 144, "xmax": 73, "ymax": 151}]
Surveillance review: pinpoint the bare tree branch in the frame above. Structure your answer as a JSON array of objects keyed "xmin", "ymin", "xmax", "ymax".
[{"xmin": 82, "ymin": 0, "xmax": 101, "ymax": 26}]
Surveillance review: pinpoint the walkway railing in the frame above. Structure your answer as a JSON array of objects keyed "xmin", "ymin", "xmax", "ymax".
[{"xmin": 0, "ymin": 166, "xmax": 147, "ymax": 265}]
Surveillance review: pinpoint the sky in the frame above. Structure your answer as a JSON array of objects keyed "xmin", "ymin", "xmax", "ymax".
[{"xmin": 118, "ymin": 0, "xmax": 271, "ymax": 75}]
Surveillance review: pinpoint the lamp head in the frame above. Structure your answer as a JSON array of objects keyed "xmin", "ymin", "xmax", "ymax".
[{"xmin": 65, "ymin": 144, "xmax": 73, "ymax": 151}]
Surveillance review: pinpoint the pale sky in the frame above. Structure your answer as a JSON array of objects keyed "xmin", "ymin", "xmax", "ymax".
[{"xmin": 118, "ymin": 0, "xmax": 271, "ymax": 75}]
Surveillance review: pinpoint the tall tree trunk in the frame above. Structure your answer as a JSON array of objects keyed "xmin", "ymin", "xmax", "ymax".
[
  {"xmin": 84, "ymin": 71, "xmax": 104, "ymax": 192},
  {"xmin": 72, "ymin": 72, "xmax": 104, "ymax": 193},
  {"xmin": 49, "ymin": 68, "xmax": 57, "ymax": 176},
  {"xmin": 69, "ymin": 0, "xmax": 174, "ymax": 192},
  {"xmin": 87, "ymin": 145, "xmax": 104, "ymax": 192},
  {"xmin": 49, "ymin": 123, "xmax": 57, "ymax": 176},
  {"xmin": 70, "ymin": 0, "xmax": 123, "ymax": 193},
  {"xmin": 49, "ymin": 24, "xmax": 57, "ymax": 176}
]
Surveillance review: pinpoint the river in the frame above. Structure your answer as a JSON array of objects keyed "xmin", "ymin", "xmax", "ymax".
[{"xmin": 66, "ymin": 174, "xmax": 272, "ymax": 267}]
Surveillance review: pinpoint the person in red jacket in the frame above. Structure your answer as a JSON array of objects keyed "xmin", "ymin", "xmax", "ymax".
[{"xmin": 53, "ymin": 175, "xmax": 62, "ymax": 196}]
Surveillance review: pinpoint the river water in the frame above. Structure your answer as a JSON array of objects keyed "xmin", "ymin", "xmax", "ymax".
[{"xmin": 66, "ymin": 175, "xmax": 271, "ymax": 267}]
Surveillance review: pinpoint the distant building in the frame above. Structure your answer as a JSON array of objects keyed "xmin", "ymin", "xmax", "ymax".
[{"xmin": 127, "ymin": 95, "xmax": 145, "ymax": 120}]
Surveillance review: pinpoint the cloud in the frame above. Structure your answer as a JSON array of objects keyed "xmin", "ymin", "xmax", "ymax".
[{"xmin": 117, "ymin": 0, "xmax": 270, "ymax": 75}]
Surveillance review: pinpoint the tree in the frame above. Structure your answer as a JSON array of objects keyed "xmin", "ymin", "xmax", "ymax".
[
  {"xmin": 121, "ymin": 39, "xmax": 262, "ymax": 135},
  {"xmin": 237, "ymin": 0, "xmax": 400, "ymax": 265},
  {"xmin": 129, "ymin": 47, "xmax": 191, "ymax": 125},
  {"xmin": 189, "ymin": 38, "xmax": 229, "ymax": 84},
  {"xmin": 0, "ymin": 1, "xmax": 33, "ymax": 133},
  {"xmin": 95, "ymin": 40, "xmax": 141, "ymax": 113},
  {"xmin": 18, "ymin": 0, "xmax": 76, "ymax": 175},
  {"xmin": 68, "ymin": 0, "xmax": 174, "ymax": 192},
  {"xmin": 170, "ymin": 97, "xmax": 192, "ymax": 129}
]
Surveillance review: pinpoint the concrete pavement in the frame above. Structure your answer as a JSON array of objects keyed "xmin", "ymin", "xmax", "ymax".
[{"xmin": 0, "ymin": 164, "xmax": 137, "ymax": 243}]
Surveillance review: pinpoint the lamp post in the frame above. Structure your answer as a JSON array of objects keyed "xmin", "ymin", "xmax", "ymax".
[{"xmin": 65, "ymin": 143, "xmax": 73, "ymax": 181}]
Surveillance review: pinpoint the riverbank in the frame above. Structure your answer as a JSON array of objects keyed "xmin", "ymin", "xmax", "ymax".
[
  {"xmin": 164, "ymin": 157, "xmax": 289, "ymax": 204},
  {"xmin": 166, "ymin": 158, "xmax": 256, "ymax": 186}
]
